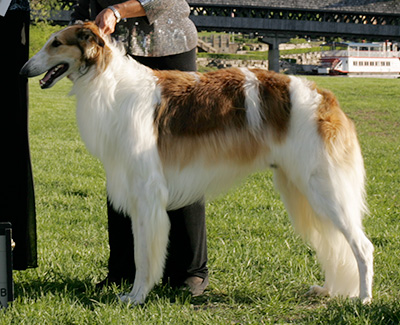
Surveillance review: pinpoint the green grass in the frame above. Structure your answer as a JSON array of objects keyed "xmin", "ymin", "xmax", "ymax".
[
  {"xmin": 29, "ymin": 22, "xmax": 63, "ymax": 58},
  {"xmin": 3, "ymin": 24, "xmax": 400, "ymax": 323},
  {"xmin": 4, "ymin": 76, "xmax": 399, "ymax": 325}
]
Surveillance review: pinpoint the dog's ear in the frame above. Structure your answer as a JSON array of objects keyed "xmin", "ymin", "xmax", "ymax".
[
  {"xmin": 76, "ymin": 24, "xmax": 105, "ymax": 64},
  {"xmin": 77, "ymin": 27, "xmax": 105, "ymax": 48}
]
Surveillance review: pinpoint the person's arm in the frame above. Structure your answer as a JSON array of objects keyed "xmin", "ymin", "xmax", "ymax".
[
  {"xmin": 95, "ymin": 0, "xmax": 175, "ymax": 35},
  {"xmin": 95, "ymin": 0, "xmax": 146, "ymax": 35}
]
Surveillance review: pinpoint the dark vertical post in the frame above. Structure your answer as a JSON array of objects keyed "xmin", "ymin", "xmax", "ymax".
[{"xmin": 0, "ymin": 222, "xmax": 13, "ymax": 308}]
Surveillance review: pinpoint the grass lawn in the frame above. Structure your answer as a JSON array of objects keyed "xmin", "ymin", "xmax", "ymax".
[{"xmin": 3, "ymin": 25, "xmax": 400, "ymax": 324}]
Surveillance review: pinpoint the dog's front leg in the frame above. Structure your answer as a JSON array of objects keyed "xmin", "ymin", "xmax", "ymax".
[{"xmin": 119, "ymin": 183, "xmax": 170, "ymax": 305}]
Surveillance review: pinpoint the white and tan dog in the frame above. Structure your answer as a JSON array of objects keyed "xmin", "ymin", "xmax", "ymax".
[{"xmin": 21, "ymin": 22, "xmax": 374, "ymax": 304}]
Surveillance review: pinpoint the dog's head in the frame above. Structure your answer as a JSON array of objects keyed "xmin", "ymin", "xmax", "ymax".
[{"xmin": 20, "ymin": 22, "xmax": 109, "ymax": 89}]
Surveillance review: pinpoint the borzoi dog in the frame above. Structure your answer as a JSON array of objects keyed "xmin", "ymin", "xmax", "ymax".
[{"xmin": 21, "ymin": 22, "xmax": 374, "ymax": 304}]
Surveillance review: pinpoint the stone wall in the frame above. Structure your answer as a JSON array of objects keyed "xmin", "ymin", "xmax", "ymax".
[
  {"xmin": 281, "ymin": 51, "xmax": 321, "ymax": 65},
  {"xmin": 197, "ymin": 57, "xmax": 268, "ymax": 69},
  {"xmin": 197, "ymin": 51, "xmax": 321, "ymax": 71}
]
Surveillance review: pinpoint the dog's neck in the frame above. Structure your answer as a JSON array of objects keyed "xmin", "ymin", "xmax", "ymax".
[{"xmin": 70, "ymin": 42, "xmax": 155, "ymax": 103}]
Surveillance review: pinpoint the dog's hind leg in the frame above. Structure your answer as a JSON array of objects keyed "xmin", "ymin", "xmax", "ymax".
[
  {"xmin": 305, "ymin": 167, "xmax": 373, "ymax": 303},
  {"xmin": 273, "ymin": 166, "xmax": 374, "ymax": 303},
  {"xmin": 273, "ymin": 169, "xmax": 331, "ymax": 297},
  {"xmin": 118, "ymin": 180, "xmax": 170, "ymax": 305}
]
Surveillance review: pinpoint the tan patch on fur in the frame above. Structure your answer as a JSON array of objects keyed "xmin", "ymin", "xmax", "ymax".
[
  {"xmin": 249, "ymin": 69, "xmax": 291, "ymax": 141},
  {"xmin": 154, "ymin": 68, "xmax": 267, "ymax": 168},
  {"xmin": 154, "ymin": 68, "xmax": 247, "ymax": 137},
  {"xmin": 158, "ymin": 129, "xmax": 267, "ymax": 168},
  {"xmin": 154, "ymin": 68, "xmax": 293, "ymax": 168},
  {"xmin": 316, "ymin": 88, "xmax": 359, "ymax": 163}
]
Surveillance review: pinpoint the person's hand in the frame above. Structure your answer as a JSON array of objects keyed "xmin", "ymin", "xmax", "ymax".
[{"xmin": 95, "ymin": 8, "xmax": 117, "ymax": 35}]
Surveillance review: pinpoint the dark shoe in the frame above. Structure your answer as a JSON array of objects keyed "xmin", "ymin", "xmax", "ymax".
[
  {"xmin": 96, "ymin": 274, "xmax": 134, "ymax": 289},
  {"xmin": 184, "ymin": 276, "xmax": 209, "ymax": 297}
]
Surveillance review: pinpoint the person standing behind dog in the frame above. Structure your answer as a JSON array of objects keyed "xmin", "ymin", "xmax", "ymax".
[
  {"xmin": 71, "ymin": 0, "xmax": 209, "ymax": 296},
  {"xmin": 0, "ymin": 0, "xmax": 37, "ymax": 270}
]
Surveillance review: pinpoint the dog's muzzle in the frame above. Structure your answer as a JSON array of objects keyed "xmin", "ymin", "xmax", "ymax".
[{"xmin": 20, "ymin": 59, "xmax": 70, "ymax": 89}]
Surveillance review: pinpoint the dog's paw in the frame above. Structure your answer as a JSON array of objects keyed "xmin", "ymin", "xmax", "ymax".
[
  {"xmin": 305, "ymin": 285, "xmax": 330, "ymax": 297},
  {"xmin": 118, "ymin": 293, "xmax": 145, "ymax": 305},
  {"xmin": 359, "ymin": 295, "xmax": 372, "ymax": 305}
]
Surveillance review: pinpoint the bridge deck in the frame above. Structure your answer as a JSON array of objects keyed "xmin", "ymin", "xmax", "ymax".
[
  {"xmin": 189, "ymin": 2, "xmax": 400, "ymax": 41},
  {"xmin": 189, "ymin": 0, "xmax": 400, "ymax": 15}
]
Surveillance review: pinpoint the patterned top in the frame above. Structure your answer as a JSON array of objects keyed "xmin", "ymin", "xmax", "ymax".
[{"xmin": 71, "ymin": 0, "xmax": 198, "ymax": 57}]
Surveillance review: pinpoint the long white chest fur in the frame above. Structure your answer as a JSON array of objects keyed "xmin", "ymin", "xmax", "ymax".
[{"xmin": 71, "ymin": 62, "xmax": 168, "ymax": 213}]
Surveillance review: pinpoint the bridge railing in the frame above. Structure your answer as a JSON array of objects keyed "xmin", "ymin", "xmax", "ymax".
[{"xmin": 189, "ymin": 5, "xmax": 400, "ymax": 26}]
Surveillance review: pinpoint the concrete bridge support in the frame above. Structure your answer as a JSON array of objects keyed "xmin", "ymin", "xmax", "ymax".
[{"xmin": 261, "ymin": 35, "xmax": 290, "ymax": 72}]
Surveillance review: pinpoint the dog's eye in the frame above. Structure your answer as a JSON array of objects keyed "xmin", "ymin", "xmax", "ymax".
[{"xmin": 52, "ymin": 40, "xmax": 62, "ymax": 47}]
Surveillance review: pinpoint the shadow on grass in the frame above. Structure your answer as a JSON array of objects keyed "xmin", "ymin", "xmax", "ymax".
[
  {"xmin": 293, "ymin": 298, "xmax": 400, "ymax": 324},
  {"xmin": 14, "ymin": 274, "xmax": 261, "ymax": 309},
  {"xmin": 14, "ymin": 276, "xmax": 400, "ymax": 324},
  {"xmin": 191, "ymin": 289, "xmax": 400, "ymax": 324},
  {"xmin": 14, "ymin": 275, "xmax": 121, "ymax": 308}
]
